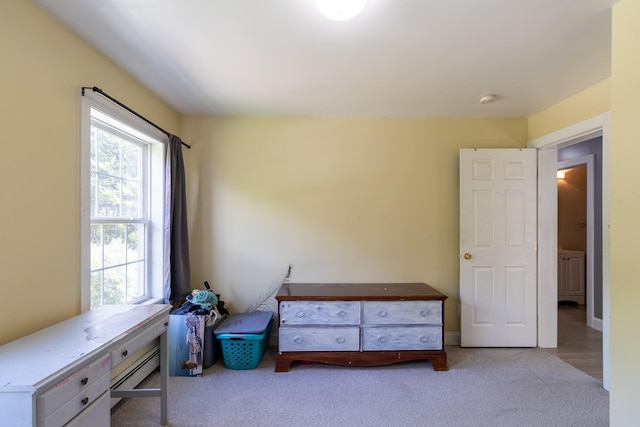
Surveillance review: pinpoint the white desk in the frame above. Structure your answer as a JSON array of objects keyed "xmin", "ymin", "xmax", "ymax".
[{"xmin": 0, "ymin": 304, "xmax": 171, "ymax": 426}]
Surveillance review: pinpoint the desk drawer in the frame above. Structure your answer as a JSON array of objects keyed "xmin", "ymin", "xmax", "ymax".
[
  {"xmin": 110, "ymin": 315, "xmax": 168, "ymax": 368},
  {"xmin": 38, "ymin": 372, "xmax": 110, "ymax": 427},
  {"xmin": 37, "ymin": 354, "xmax": 110, "ymax": 422},
  {"xmin": 280, "ymin": 301, "xmax": 360, "ymax": 326},
  {"xmin": 362, "ymin": 325, "xmax": 443, "ymax": 351},
  {"xmin": 65, "ymin": 390, "xmax": 110, "ymax": 427},
  {"xmin": 362, "ymin": 301, "xmax": 442, "ymax": 325},
  {"xmin": 279, "ymin": 326, "xmax": 360, "ymax": 351}
]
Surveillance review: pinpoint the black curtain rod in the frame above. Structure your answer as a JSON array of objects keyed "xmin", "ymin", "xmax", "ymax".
[{"xmin": 82, "ymin": 86, "xmax": 191, "ymax": 149}]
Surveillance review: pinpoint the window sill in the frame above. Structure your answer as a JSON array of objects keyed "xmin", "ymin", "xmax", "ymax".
[{"xmin": 132, "ymin": 297, "xmax": 165, "ymax": 305}]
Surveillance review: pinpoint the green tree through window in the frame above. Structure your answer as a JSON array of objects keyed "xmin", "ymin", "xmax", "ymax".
[{"xmin": 89, "ymin": 115, "xmax": 148, "ymax": 308}]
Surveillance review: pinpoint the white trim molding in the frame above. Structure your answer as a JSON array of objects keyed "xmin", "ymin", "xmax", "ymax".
[{"xmin": 445, "ymin": 332, "xmax": 461, "ymax": 346}]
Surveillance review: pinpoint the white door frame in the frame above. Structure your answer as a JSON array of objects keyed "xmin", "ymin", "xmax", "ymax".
[
  {"xmin": 528, "ymin": 112, "xmax": 611, "ymax": 390},
  {"xmin": 558, "ymin": 155, "xmax": 601, "ymax": 332}
]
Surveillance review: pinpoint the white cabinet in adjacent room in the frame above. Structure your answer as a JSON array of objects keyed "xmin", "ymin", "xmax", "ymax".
[{"xmin": 558, "ymin": 250, "xmax": 585, "ymax": 304}]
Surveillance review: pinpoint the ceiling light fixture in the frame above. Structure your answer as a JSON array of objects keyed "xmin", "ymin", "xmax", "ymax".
[
  {"xmin": 479, "ymin": 94, "xmax": 497, "ymax": 104},
  {"xmin": 315, "ymin": 0, "xmax": 367, "ymax": 21}
]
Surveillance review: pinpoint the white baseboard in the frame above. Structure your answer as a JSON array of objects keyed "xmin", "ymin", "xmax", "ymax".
[
  {"xmin": 590, "ymin": 317, "xmax": 603, "ymax": 332},
  {"xmin": 444, "ymin": 332, "xmax": 460, "ymax": 346}
]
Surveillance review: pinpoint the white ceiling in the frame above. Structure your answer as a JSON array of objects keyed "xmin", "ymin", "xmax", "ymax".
[{"xmin": 34, "ymin": 0, "xmax": 614, "ymax": 118}]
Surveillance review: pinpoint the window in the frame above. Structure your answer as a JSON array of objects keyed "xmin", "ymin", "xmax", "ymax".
[{"xmin": 81, "ymin": 91, "xmax": 166, "ymax": 311}]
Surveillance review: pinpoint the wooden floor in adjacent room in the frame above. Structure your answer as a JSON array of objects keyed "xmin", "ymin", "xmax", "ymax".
[{"xmin": 544, "ymin": 303, "xmax": 603, "ymax": 381}]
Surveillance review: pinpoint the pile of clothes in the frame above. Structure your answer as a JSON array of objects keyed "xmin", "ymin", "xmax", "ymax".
[{"xmin": 171, "ymin": 281, "xmax": 229, "ymax": 326}]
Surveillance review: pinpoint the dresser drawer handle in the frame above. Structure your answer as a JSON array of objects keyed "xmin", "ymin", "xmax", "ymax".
[
  {"xmin": 335, "ymin": 335, "xmax": 346, "ymax": 344},
  {"xmin": 419, "ymin": 335, "xmax": 430, "ymax": 343},
  {"xmin": 122, "ymin": 349, "xmax": 129, "ymax": 357},
  {"xmin": 295, "ymin": 311, "xmax": 306, "ymax": 318},
  {"xmin": 336, "ymin": 310, "xmax": 347, "ymax": 318},
  {"xmin": 81, "ymin": 397, "xmax": 89, "ymax": 406},
  {"xmin": 80, "ymin": 377, "xmax": 88, "ymax": 386},
  {"xmin": 293, "ymin": 336, "xmax": 304, "ymax": 344},
  {"xmin": 376, "ymin": 335, "xmax": 388, "ymax": 343},
  {"xmin": 419, "ymin": 309, "xmax": 432, "ymax": 317},
  {"xmin": 377, "ymin": 310, "xmax": 387, "ymax": 317}
]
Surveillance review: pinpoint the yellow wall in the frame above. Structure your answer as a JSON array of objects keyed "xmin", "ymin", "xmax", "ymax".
[
  {"xmin": 0, "ymin": 0, "xmax": 180, "ymax": 345},
  {"xmin": 182, "ymin": 116, "xmax": 527, "ymax": 332},
  {"xmin": 528, "ymin": 78, "xmax": 611, "ymax": 140},
  {"xmin": 610, "ymin": 0, "xmax": 640, "ymax": 423}
]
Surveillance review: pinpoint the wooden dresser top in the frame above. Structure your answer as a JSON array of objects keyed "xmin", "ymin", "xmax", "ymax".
[{"xmin": 276, "ymin": 283, "xmax": 447, "ymax": 301}]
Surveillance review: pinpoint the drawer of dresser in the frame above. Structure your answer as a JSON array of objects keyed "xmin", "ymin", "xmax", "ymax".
[
  {"xmin": 362, "ymin": 300, "xmax": 442, "ymax": 325},
  {"xmin": 279, "ymin": 326, "xmax": 360, "ymax": 351},
  {"xmin": 37, "ymin": 353, "xmax": 110, "ymax": 421},
  {"xmin": 110, "ymin": 314, "xmax": 168, "ymax": 368},
  {"xmin": 362, "ymin": 325, "xmax": 443, "ymax": 351},
  {"xmin": 38, "ymin": 371, "xmax": 110, "ymax": 427},
  {"xmin": 280, "ymin": 301, "xmax": 360, "ymax": 325}
]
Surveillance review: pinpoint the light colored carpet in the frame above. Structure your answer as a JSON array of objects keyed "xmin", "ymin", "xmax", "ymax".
[{"xmin": 111, "ymin": 346, "xmax": 609, "ymax": 427}]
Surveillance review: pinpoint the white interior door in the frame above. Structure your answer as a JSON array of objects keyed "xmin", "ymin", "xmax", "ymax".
[{"xmin": 460, "ymin": 148, "xmax": 538, "ymax": 347}]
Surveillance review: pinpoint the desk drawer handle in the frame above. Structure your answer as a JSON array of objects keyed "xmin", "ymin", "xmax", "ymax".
[
  {"xmin": 295, "ymin": 311, "xmax": 305, "ymax": 318},
  {"xmin": 293, "ymin": 336, "xmax": 304, "ymax": 344},
  {"xmin": 377, "ymin": 310, "xmax": 387, "ymax": 317},
  {"xmin": 335, "ymin": 335, "xmax": 346, "ymax": 344},
  {"xmin": 80, "ymin": 377, "xmax": 88, "ymax": 386},
  {"xmin": 419, "ymin": 335, "xmax": 430, "ymax": 343},
  {"xmin": 377, "ymin": 335, "xmax": 388, "ymax": 343},
  {"xmin": 81, "ymin": 397, "xmax": 89, "ymax": 406},
  {"xmin": 337, "ymin": 310, "xmax": 347, "ymax": 318},
  {"xmin": 122, "ymin": 349, "xmax": 129, "ymax": 357},
  {"xmin": 419, "ymin": 309, "xmax": 432, "ymax": 317}
]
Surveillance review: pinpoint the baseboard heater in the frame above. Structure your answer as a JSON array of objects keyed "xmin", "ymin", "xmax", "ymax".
[{"xmin": 110, "ymin": 345, "xmax": 160, "ymax": 408}]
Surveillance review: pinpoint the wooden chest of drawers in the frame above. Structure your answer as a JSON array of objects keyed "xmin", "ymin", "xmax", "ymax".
[{"xmin": 275, "ymin": 283, "xmax": 448, "ymax": 372}]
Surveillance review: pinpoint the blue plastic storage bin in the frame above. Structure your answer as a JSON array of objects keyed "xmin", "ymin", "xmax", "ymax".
[{"xmin": 214, "ymin": 311, "xmax": 273, "ymax": 370}]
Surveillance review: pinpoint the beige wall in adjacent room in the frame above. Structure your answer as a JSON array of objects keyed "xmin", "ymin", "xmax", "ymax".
[
  {"xmin": 610, "ymin": 0, "xmax": 640, "ymax": 423},
  {"xmin": 0, "ymin": 0, "xmax": 180, "ymax": 345},
  {"xmin": 557, "ymin": 166, "xmax": 587, "ymax": 252},
  {"xmin": 182, "ymin": 116, "xmax": 527, "ymax": 333}
]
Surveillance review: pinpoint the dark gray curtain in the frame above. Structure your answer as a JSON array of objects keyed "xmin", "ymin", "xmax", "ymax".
[{"xmin": 164, "ymin": 134, "xmax": 191, "ymax": 305}]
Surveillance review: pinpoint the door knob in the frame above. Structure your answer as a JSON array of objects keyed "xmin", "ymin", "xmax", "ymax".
[{"xmin": 463, "ymin": 253, "xmax": 473, "ymax": 260}]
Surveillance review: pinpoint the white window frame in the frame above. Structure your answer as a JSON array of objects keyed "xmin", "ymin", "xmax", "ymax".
[{"xmin": 80, "ymin": 90, "xmax": 167, "ymax": 312}]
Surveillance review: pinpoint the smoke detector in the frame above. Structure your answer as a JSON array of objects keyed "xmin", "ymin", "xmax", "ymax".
[{"xmin": 479, "ymin": 94, "xmax": 498, "ymax": 104}]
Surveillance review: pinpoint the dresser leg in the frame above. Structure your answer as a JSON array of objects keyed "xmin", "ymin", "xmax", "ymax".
[
  {"xmin": 430, "ymin": 353, "xmax": 448, "ymax": 371},
  {"xmin": 275, "ymin": 353, "xmax": 292, "ymax": 372}
]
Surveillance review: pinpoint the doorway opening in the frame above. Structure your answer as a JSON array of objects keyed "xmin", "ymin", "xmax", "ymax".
[
  {"xmin": 555, "ymin": 143, "xmax": 603, "ymax": 381},
  {"xmin": 529, "ymin": 112, "xmax": 610, "ymax": 390},
  {"xmin": 557, "ymin": 142, "xmax": 603, "ymax": 332},
  {"xmin": 557, "ymin": 164, "xmax": 587, "ymax": 308}
]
